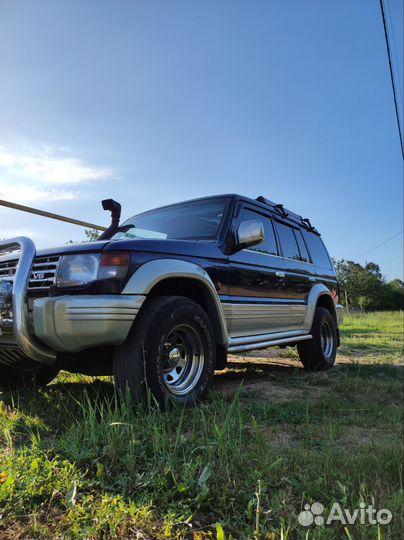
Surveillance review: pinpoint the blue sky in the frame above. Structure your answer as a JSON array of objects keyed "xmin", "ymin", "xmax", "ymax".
[{"xmin": 0, "ymin": 0, "xmax": 403, "ymax": 279}]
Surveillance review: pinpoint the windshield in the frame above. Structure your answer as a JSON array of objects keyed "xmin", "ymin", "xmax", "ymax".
[{"xmin": 112, "ymin": 198, "xmax": 228, "ymax": 241}]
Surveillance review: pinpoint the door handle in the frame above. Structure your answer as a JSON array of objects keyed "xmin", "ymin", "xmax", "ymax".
[{"xmin": 275, "ymin": 271, "xmax": 285, "ymax": 279}]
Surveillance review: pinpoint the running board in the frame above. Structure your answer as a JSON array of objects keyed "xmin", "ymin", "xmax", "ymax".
[{"xmin": 228, "ymin": 333, "xmax": 312, "ymax": 353}]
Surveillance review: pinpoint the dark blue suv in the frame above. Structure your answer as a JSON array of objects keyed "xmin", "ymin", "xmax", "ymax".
[{"xmin": 0, "ymin": 194, "xmax": 343, "ymax": 406}]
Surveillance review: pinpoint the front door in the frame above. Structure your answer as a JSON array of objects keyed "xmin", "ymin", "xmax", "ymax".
[{"xmin": 226, "ymin": 205, "xmax": 291, "ymax": 337}]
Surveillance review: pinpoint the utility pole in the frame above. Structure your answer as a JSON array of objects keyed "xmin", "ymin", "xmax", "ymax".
[{"xmin": 0, "ymin": 199, "xmax": 106, "ymax": 231}]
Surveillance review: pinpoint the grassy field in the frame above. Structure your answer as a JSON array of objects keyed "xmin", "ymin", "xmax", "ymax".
[{"xmin": 0, "ymin": 311, "xmax": 403, "ymax": 539}]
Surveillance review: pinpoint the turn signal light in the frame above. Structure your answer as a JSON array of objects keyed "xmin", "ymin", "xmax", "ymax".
[{"xmin": 98, "ymin": 252, "xmax": 130, "ymax": 280}]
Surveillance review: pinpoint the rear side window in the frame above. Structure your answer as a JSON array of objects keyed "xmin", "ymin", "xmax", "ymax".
[
  {"xmin": 275, "ymin": 222, "xmax": 300, "ymax": 260},
  {"xmin": 237, "ymin": 207, "xmax": 278, "ymax": 255},
  {"xmin": 294, "ymin": 229, "xmax": 310, "ymax": 263},
  {"xmin": 303, "ymin": 231, "xmax": 332, "ymax": 269}
]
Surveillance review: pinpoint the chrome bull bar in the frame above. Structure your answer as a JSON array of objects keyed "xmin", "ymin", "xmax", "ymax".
[{"xmin": 0, "ymin": 237, "xmax": 56, "ymax": 364}]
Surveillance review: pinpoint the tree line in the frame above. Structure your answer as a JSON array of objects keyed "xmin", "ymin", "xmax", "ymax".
[{"xmin": 333, "ymin": 259, "xmax": 403, "ymax": 311}]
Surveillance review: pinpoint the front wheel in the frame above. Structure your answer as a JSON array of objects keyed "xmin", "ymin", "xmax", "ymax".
[
  {"xmin": 297, "ymin": 307, "xmax": 337, "ymax": 371},
  {"xmin": 113, "ymin": 296, "xmax": 216, "ymax": 408}
]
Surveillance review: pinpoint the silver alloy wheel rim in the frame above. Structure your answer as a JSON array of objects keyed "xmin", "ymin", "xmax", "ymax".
[
  {"xmin": 160, "ymin": 324, "xmax": 205, "ymax": 396},
  {"xmin": 320, "ymin": 320, "xmax": 334, "ymax": 359}
]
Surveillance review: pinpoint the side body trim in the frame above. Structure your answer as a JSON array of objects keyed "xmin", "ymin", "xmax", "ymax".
[{"xmin": 223, "ymin": 302, "xmax": 292, "ymax": 336}]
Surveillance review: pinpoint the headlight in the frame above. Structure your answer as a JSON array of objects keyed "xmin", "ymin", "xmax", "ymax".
[
  {"xmin": 57, "ymin": 254, "xmax": 100, "ymax": 287},
  {"xmin": 56, "ymin": 253, "xmax": 130, "ymax": 288}
]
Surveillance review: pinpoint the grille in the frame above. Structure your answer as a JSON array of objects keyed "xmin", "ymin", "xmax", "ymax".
[
  {"xmin": 0, "ymin": 260, "xmax": 16, "ymax": 281},
  {"xmin": 29, "ymin": 255, "xmax": 61, "ymax": 290},
  {"xmin": 0, "ymin": 255, "xmax": 60, "ymax": 291}
]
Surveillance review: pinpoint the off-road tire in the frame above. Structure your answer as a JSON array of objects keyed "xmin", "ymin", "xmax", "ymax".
[
  {"xmin": 297, "ymin": 307, "xmax": 337, "ymax": 371},
  {"xmin": 113, "ymin": 296, "xmax": 216, "ymax": 408}
]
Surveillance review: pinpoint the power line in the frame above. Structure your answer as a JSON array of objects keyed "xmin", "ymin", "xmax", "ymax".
[
  {"xmin": 379, "ymin": 0, "xmax": 404, "ymax": 160},
  {"xmin": 358, "ymin": 229, "xmax": 404, "ymax": 258},
  {"xmin": 386, "ymin": 0, "xmax": 403, "ymax": 104}
]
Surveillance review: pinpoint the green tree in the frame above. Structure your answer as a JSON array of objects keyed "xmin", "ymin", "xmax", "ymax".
[
  {"xmin": 84, "ymin": 229, "xmax": 100, "ymax": 242},
  {"xmin": 381, "ymin": 279, "xmax": 404, "ymax": 310},
  {"xmin": 67, "ymin": 228, "xmax": 100, "ymax": 245},
  {"xmin": 333, "ymin": 258, "xmax": 403, "ymax": 311}
]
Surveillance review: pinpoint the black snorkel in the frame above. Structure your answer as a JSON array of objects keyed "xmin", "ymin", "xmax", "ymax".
[{"xmin": 98, "ymin": 199, "xmax": 122, "ymax": 240}]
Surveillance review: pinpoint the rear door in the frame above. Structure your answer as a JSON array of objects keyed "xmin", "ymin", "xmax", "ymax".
[
  {"xmin": 227, "ymin": 204, "xmax": 291, "ymax": 337},
  {"xmin": 273, "ymin": 220, "xmax": 314, "ymax": 329}
]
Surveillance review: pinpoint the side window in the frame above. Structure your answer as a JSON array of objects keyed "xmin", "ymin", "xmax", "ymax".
[
  {"xmin": 302, "ymin": 230, "xmax": 332, "ymax": 269},
  {"xmin": 275, "ymin": 222, "xmax": 300, "ymax": 260},
  {"xmin": 294, "ymin": 229, "xmax": 311, "ymax": 263},
  {"xmin": 237, "ymin": 207, "xmax": 278, "ymax": 255}
]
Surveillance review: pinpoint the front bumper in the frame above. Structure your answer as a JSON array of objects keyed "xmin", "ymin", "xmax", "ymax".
[{"xmin": 33, "ymin": 294, "xmax": 146, "ymax": 353}]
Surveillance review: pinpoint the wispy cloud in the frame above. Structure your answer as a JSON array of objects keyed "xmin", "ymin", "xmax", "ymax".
[
  {"xmin": 0, "ymin": 145, "xmax": 115, "ymax": 203},
  {"xmin": 0, "ymin": 184, "xmax": 79, "ymax": 202}
]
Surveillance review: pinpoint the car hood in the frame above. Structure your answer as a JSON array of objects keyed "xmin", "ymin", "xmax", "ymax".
[
  {"xmin": 0, "ymin": 240, "xmax": 110, "ymax": 262},
  {"xmin": 0, "ymin": 238, "xmax": 224, "ymax": 262},
  {"xmin": 36, "ymin": 240, "xmax": 111, "ymax": 257},
  {"xmin": 39, "ymin": 238, "xmax": 223, "ymax": 259}
]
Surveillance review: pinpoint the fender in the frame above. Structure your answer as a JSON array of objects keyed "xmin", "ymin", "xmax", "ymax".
[
  {"xmin": 302, "ymin": 283, "xmax": 336, "ymax": 332},
  {"xmin": 122, "ymin": 258, "xmax": 228, "ymax": 346}
]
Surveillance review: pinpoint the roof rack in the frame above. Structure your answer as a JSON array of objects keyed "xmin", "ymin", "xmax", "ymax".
[
  {"xmin": 256, "ymin": 195, "xmax": 277, "ymax": 207},
  {"xmin": 302, "ymin": 217, "xmax": 314, "ymax": 230},
  {"xmin": 255, "ymin": 195, "xmax": 317, "ymax": 232},
  {"xmin": 273, "ymin": 203, "xmax": 288, "ymax": 217}
]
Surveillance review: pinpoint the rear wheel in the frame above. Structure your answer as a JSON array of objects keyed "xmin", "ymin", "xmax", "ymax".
[
  {"xmin": 113, "ymin": 296, "xmax": 216, "ymax": 408},
  {"xmin": 297, "ymin": 307, "xmax": 337, "ymax": 370}
]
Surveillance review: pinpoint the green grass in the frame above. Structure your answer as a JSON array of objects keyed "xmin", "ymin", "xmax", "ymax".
[
  {"xmin": 339, "ymin": 311, "xmax": 403, "ymax": 361},
  {"xmin": 0, "ymin": 311, "xmax": 403, "ymax": 539}
]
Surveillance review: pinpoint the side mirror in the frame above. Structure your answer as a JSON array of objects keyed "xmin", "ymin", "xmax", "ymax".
[{"xmin": 233, "ymin": 220, "xmax": 264, "ymax": 252}]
